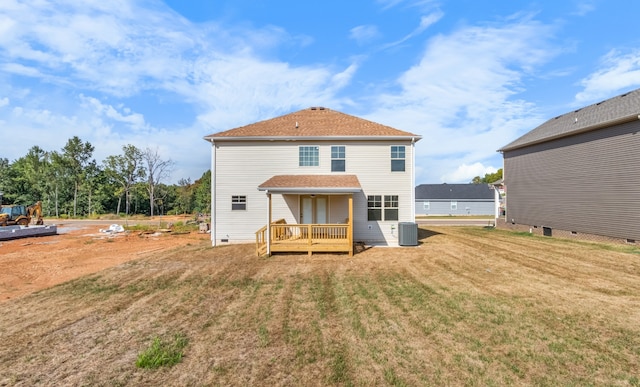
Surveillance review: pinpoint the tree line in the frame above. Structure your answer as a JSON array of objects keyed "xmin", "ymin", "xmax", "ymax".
[
  {"xmin": 471, "ymin": 168, "xmax": 503, "ymax": 184},
  {"xmin": 0, "ymin": 136, "xmax": 210, "ymax": 218}
]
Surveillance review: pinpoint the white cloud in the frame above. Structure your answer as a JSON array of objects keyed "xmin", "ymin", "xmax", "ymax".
[
  {"xmin": 572, "ymin": 1, "xmax": 596, "ymax": 16},
  {"xmin": 350, "ymin": 25, "xmax": 379, "ymax": 45},
  {"xmin": 575, "ymin": 49, "xmax": 640, "ymax": 104},
  {"xmin": 367, "ymin": 15, "xmax": 556, "ymax": 183},
  {"xmin": 441, "ymin": 162, "xmax": 497, "ymax": 184},
  {"xmin": 79, "ymin": 95, "xmax": 147, "ymax": 130},
  {"xmin": 381, "ymin": 10, "xmax": 444, "ymax": 50},
  {"xmin": 0, "ymin": 0, "xmax": 353, "ymax": 181},
  {"xmin": 377, "ymin": 0, "xmax": 438, "ymax": 12},
  {"xmin": 0, "ymin": 97, "xmax": 8, "ymax": 108}
]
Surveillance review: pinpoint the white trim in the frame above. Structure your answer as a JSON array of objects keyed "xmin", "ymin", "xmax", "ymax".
[
  {"xmin": 205, "ymin": 135, "xmax": 423, "ymax": 142},
  {"xmin": 411, "ymin": 138, "xmax": 416, "ymax": 219},
  {"xmin": 210, "ymin": 141, "xmax": 217, "ymax": 246}
]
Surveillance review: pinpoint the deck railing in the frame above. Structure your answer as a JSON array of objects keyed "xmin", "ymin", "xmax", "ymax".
[{"xmin": 255, "ymin": 220, "xmax": 352, "ymax": 257}]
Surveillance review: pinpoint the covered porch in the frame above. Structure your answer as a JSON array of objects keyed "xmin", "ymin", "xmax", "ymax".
[{"xmin": 255, "ymin": 175, "xmax": 361, "ymax": 257}]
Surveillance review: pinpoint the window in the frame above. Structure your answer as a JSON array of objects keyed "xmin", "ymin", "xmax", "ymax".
[
  {"xmin": 331, "ymin": 146, "xmax": 345, "ymax": 172},
  {"xmin": 391, "ymin": 146, "xmax": 405, "ymax": 172},
  {"xmin": 450, "ymin": 201, "xmax": 457, "ymax": 211},
  {"xmin": 368, "ymin": 195, "xmax": 399, "ymax": 221},
  {"xmin": 232, "ymin": 195, "xmax": 247, "ymax": 210},
  {"xmin": 367, "ymin": 195, "xmax": 382, "ymax": 221},
  {"xmin": 384, "ymin": 195, "xmax": 398, "ymax": 221},
  {"xmin": 299, "ymin": 146, "xmax": 319, "ymax": 166},
  {"xmin": 423, "ymin": 201, "xmax": 430, "ymax": 210}
]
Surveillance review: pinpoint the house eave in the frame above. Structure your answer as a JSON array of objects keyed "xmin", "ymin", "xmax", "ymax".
[
  {"xmin": 204, "ymin": 135, "xmax": 421, "ymax": 143},
  {"xmin": 499, "ymin": 113, "xmax": 640, "ymax": 152},
  {"xmin": 258, "ymin": 187, "xmax": 362, "ymax": 194}
]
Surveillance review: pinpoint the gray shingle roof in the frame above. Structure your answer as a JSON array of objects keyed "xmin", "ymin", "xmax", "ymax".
[
  {"xmin": 499, "ymin": 88, "xmax": 640, "ymax": 152},
  {"xmin": 415, "ymin": 184, "xmax": 494, "ymax": 200}
]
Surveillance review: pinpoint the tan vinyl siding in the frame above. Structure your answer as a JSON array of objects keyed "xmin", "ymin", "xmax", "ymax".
[
  {"xmin": 504, "ymin": 119, "xmax": 640, "ymax": 240},
  {"xmin": 212, "ymin": 139, "xmax": 415, "ymax": 245}
]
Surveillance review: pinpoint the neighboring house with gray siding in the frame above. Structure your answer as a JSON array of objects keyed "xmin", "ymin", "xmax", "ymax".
[
  {"xmin": 415, "ymin": 184, "xmax": 494, "ymax": 216},
  {"xmin": 498, "ymin": 88, "xmax": 640, "ymax": 242}
]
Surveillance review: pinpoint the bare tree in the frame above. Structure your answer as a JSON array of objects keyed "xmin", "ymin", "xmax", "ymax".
[{"xmin": 142, "ymin": 147, "xmax": 173, "ymax": 217}]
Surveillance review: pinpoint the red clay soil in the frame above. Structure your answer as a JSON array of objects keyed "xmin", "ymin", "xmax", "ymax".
[{"xmin": 0, "ymin": 222, "xmax": 209, "ymax": 302}]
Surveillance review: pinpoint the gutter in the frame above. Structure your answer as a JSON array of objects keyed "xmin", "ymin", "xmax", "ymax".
[
  {"xmin": 500, "ymin": 113, "xmax": 640, "ymax": 152},
  {"xmin": 205, "ymin": 135, "xmax": 423, "ymax": 142},
  {"xmin": 257, "ymin": 187, "xmax": 362, "ymax": 194}
]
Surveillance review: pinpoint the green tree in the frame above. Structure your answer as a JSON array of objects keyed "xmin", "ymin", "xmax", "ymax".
[
  {"xmin": 471, "ymin": 168, "xmax": 503, "ymax": 184},
  {"xmin": 60, "ymin": 137, "xmax": 95, "ymax": 217},
  {"xmin": 0, "ymin": 158, "xmax": 11, "ymax": 204},
  {"xmin": 48, "ymin": 151, "xmax": 72, "ymax": 217},
  {"xmin": 103, "ymin": 145, "xmax": 145, "ymax": 215},
  {"xmin": 175, "ymin": 177, "xmax": 193, "ymax": 215},
  {"xmin": 193, "ymin": 170, "xmax": 211, "ymax": 214}
]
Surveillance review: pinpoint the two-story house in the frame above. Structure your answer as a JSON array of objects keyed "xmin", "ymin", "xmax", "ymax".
[{"xmin": 204, "ymin": 107, "xmax": 421, "ymax": 256}]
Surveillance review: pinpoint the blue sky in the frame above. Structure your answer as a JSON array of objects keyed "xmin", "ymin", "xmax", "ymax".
[{"xmin": 2, "ymin": 0, "xmax": 640, "ymax": 184}]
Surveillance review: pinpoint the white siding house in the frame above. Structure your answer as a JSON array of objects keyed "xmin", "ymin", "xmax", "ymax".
[{"xmin": 204, "ymin": 107, "xmax": 421, "ymax": 255}]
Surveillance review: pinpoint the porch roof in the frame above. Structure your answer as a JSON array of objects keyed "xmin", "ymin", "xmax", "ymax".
[{"xmin": 258, "ymin": 175, "xmax": 362, "ymax": 194}]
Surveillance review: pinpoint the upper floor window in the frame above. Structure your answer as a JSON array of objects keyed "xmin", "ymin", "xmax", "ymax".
[
  {"xmin": 299, "ymin": 146, "xmax": 319, "ymax": 166},
  {"xmin": 391, "ymin": 146, "xmax": 405, "ymax": 172},
  {"xmin": 331, "ymin": 146, "xmax": 345, "ymax": 172}
]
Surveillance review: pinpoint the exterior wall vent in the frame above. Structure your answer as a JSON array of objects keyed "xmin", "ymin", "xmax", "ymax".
[{"xmin": 398, "ymin": 222, "xmax": 418, "ymax": 246}]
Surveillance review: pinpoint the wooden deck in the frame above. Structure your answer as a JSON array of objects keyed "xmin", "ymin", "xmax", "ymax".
[{"xmin": 256, "ymin": 219, "xmax": 353, "ymax": 257}]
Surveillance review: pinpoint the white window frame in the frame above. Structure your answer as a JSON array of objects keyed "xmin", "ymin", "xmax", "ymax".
[
  {"xmin": 299, "ymin": 146, "xmax": 319, "ymax": 167},
  {"xmin": 232, "ymin": 195, "xmax": 247, "ymax": 211},
  {"xmin": 391, "ymin": 146, "xmax": 405, "ymax": 172},
  {"xmin": 368, "ymin": 194, "xmax": 399, "ymax": 221},
  {"xmin": 331, "ymin": 145, "xmax": 346, "ymax": 172},
  {"xmin": 384, "ymin": 195, "xmax": 399, "ymax": 221}
]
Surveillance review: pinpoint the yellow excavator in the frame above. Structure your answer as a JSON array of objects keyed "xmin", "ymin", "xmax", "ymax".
[{"xmin": 0, "ymin": 201, "xmax": 44, "ymax": 226}]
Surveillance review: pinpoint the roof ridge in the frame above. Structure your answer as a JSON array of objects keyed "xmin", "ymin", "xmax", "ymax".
[{"xmin": 205, "ymin": 107, "xmax": 421, "ymax": 139}]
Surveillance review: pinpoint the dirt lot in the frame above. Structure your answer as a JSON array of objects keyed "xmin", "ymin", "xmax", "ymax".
[
  {"xmin": 1, "ymin": 226, "xmax": 639, "ymax": 385},
  {"xmin": 0, "ymin": 221, "xmax": 209, "ymax": 302}
]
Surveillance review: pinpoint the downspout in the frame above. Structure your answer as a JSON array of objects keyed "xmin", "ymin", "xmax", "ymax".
[{"xmin": 411, "ymin": 137, "xmax": 417, "ymax": 220}]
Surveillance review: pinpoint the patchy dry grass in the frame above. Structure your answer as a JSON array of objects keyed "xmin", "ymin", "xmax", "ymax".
[{"xmin": 1, "ymin": 227, "xmax": 639, "ymax": 385}]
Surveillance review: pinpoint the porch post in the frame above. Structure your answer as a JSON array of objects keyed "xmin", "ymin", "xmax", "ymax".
[
  {"xmin": 348, "ymin": 194, "xmax": 353, "ymax": 256},
  {"xmin": 267, "ymin": 192, "xmax": 272, "ymax": 256}
]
